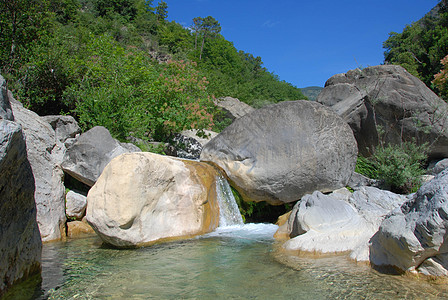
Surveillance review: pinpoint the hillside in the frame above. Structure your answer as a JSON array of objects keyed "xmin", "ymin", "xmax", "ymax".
[
  {"xmin": 0, "ymin": 0, "xmax": 305, "ymax": 143},
  {"xmin": 300, "ymin": 86, "xmax": 323, "ymax": 101}
]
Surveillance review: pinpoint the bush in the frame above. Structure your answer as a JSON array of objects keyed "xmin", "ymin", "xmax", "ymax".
[{"xmin": 356, "ymin": 141, "xmax": 428, "ymax": 194}]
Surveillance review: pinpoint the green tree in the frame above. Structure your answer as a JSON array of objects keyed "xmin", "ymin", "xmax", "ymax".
[
  {"xmin": 383, "ymin": 1, "xmax": 448, "ymax": 91},
  {"xmin": 192, "ymin": 16, "xmax": 221, "ymax": 60},
  {"xmin": 0, "ymin": 0, "xmax": 51, "ymax": 76},
  {"xmin": 155, "ymin": 0, "xmax": 167, "ymax": 21}
]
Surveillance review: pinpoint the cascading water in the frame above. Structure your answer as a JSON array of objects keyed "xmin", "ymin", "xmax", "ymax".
[{"xmin": 215, "ymin": 175, "xmax": 244, "ymax": 226}]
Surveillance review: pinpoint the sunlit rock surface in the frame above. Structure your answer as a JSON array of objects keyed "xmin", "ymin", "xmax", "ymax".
[
  {"xmin": 0, "ymin": 120, "xmax": 41, "ymax": 296},
  {"xmin": 10, "ymin": 94, "xmax": 66, "ymax": 242},
  {"xmin": 370, "ymin": 170, "xmax": 448, "ymax": 276},
  {"xmin": 283, "ymin": 187, "xmax": 407, "ymax": 261},
  {"xmin": 86, "ymin": 152, "xmax": 220, "ymax": 248}
]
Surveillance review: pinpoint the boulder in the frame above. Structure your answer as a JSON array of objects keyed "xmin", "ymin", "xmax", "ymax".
[
  {"xmin": 283, "ymin": 187, "xmax": 407, "ymax": 261},
  {"xmin": 10, "ymin": 99, "xmax": 66, "ymax": 242},
  {"xmin": 41, "ymin": 115, "xmax": 81, "ymax": 143},
  {"xmin": 61, "ymin": 126, "xmax": 141, "ymax": 187},
  {"xmin": 200, "ymin": 100, "xmax": 358, "ymax": 205},
  {"xmin": 370, "ymin": 170, "xmax": 448, "ymax": 275},
  {"xmin": 86, "ymin": 152, "xmax": 220, "ymax": 248},
  {"xmin": 164, "ymin": 133, "xmax": 203, "ymax": 160},
  {"xmin": 214, "ymin": 96, "xmax": 255, "ymax": 121},
  {"xmin": 317, "ymin": 65, "xmax": 448, "ymax": 158},
  {"xmin": 431, "ymin": 158, "xmax": 448, "ymax": 175},
  {"xmin": 65, "ymin": 190, "xmax": 87, "ymax": 220},
  {"xmin": 0, "ymin": 120, "xmax": 41, "ymax": 296},
  {"xmin": 0, "ymin": 75, "xmax": 14, "ymax": 121}
]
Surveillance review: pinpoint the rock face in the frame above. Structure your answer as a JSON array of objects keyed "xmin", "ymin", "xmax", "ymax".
[
  {"xmin": 370, "ymin": 169, "xmax": 448, "ymax": 275},
  {"xmin": 0, "ymin": 120, "xmax": 41, "ymax": 296},
  {"xmin": 86, "ymin": 152, "xmax": 220, "ymax": 248},
  {"xmin": 214, "ymin": 96, "xmax": 255, "ymax": 121},
  {"xmin": 61, "ymin": 126, "xmax": 141, "ymax": 186},
  {"xmin": 10, "ymin": 99, "xmax": 66, "ymax": 242},
  {"xmin": 200, "ymin": 100, "xmax": 358, "ymax": 205},
  {"xmin": 317, "ymin": 65, "xmax": 448, "ymax": 158},
  {"xmin": 283, "ymin": 187, "xmax": 407, "ymax": 261}
]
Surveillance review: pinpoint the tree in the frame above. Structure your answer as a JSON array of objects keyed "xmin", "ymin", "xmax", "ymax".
[
  {"xmin": 155, "ymin": 1, "xmax": 167, "ymax": 21},
  {"xmin": 191, "ymin": 16, "xmax": 221, "ymax": 60},
  {"xmin": 0, "ymin": 0, "xmax": 51, "ymax": 76}
]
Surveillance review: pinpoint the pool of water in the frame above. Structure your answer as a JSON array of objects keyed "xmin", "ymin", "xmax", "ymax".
[{"xmin": 7, "ymin": 223, "xmax": 448, "ymax": 299}]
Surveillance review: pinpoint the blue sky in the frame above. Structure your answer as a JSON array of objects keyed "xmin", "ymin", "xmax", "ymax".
[{"xmin": 165, "ymin": 0, "xmax": 439, "ymax": 88}]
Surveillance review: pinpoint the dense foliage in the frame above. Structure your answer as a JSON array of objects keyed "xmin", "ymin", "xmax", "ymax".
[
  {"xmin": 0, "ymin": 0, "xmax": 305, "ymax": 144},
  {"xmin": 383, "ymin": 0, "xmax": 448, "ymax": 97},
  {"xmin": 356, "ymin": 141, "xmax": 429, "ymax": 194}
]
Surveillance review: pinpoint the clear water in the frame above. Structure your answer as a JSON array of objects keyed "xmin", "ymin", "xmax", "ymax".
[
  {"xmin": 6, "ymin": 223, "xmax": 445, "ymax": 299},
  {"xmin": 5, "ymin": 178, "xmax": 448, "ymax": 299}
]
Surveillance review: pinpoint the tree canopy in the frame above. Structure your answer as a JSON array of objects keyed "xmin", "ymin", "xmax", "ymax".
[{"xmin": 0, "ymin": 0, "xmax": 305, "ymax": 145}]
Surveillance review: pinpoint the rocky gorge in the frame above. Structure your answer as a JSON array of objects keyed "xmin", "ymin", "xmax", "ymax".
[{"xmin": 2, "ymin": 65, "xmax": 448, "ymax": 297}]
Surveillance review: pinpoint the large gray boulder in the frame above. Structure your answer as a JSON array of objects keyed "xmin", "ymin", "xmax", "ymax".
[
  {"xmin": 370, "ymin": 170, "xmax": 448, "ymax": 276},
  {"xmin": 200, "ymin": 100, "xmax": 358, "ymax": 205},
  {"xmin": 0, "ymin": 75, "xmax": 14, "ymax": 121},
  {"xmin": 282, "ymin": 187, "xmax": 407, "ymax": 261},
  {"xmin": 317, "ymin": 65, "xmax": 448, "ymax": 158},
  {"xmin": 10, "ymin": 99, "xmax": 66, "ymax": 242},
  {"xmin": 61, "ymin": 126, "xmax": 141, "ymax": 186},
  {"xmin": 0, "ymin": 120, "xmax": 41, "ymax": 296},
  {"xmin": 214, "ymin": 96, "xmax": 255, "ymax": 121}
]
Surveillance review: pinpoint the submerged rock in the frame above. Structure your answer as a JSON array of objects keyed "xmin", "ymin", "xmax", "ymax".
[
  {"xmin": 370, "ymin": 169, "xmax": 448, "ymax": 276},
  {"xmin": 0, "ymin": 120, "xmax": 41, "ymax": 296},
  {"xmin": 201, "ymin": 100, "xmax": 358, "ymax": 205},
  {"xmin": 86, "ymin": 152, "xmax": 220, "ymax": 248}
]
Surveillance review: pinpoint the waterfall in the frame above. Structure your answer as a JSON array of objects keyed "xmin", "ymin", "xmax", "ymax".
[{"xmin": 216, "ymin": 175, "xmax": 244, "ymax": 226}]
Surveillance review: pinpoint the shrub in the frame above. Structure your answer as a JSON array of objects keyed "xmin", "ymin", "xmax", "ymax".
[{"xmin": 356, "ymin": 141, "xmax": 428, "ymax": 194}]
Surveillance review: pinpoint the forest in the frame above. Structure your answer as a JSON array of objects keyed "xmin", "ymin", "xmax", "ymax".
[{"xmin": 0, "ymin": 0, "xmax": 305, "ymax": 144}]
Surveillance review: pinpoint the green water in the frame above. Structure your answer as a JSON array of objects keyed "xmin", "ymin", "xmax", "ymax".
[{"xmin": 6, "ymin": 224, "xmax": 448, "ymax": 299}]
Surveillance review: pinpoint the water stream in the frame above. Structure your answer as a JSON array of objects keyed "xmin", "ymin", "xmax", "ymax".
[{"xmin": 5, "ymin": 176, "xmax": 448, "ymax": 299}]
